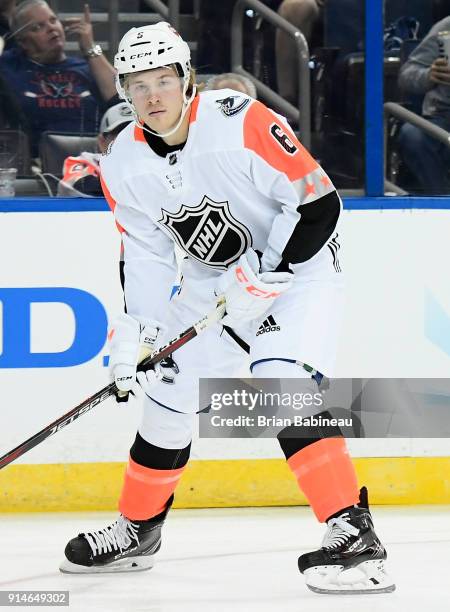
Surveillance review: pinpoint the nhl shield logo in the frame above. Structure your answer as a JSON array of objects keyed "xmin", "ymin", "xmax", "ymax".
[{"xmin": 159, "ymin": 196, "xmax": 252, "ymax": 269}]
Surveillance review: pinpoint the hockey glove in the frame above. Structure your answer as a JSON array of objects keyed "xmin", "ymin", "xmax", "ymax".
[
  {"xmin": 215, "ymin": 248, "xmax": 293, "ymax": 328},
  {"xmin": 137, "ymin": 355, "xmax": 180, "ymax": 391},
  {"xmin": 109, "ymin": 313, "xmax": 167, "ymax": 402}
]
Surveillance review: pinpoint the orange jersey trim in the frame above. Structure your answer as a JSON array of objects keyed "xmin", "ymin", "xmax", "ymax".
[
  {"xmin": 243, "ymin": 101, "xmax": 318, "ymax": 182},
  {"xmin": 100, "ymin": 174, "xmax": 124, "ymax": 234},
  {"xmin": 100, "ymin": 173, "xmax": 116, "ymax": 211},
  {"xmin": 134, "ymin": 123, "xmax": 146, "ymax": 142},
  {"xmin": 189, "ymin": 94, "xmax": 200, "ymax": 124}
]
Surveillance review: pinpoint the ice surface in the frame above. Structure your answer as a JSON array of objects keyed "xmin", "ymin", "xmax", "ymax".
[{"xmin": 1, "ymin": 505, "xmax": 449, "ymax": 611}]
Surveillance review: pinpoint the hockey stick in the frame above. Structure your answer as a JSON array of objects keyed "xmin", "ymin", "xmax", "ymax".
[{"xmin": 0, "ymin": 297, "xmax": 226, "ymax": 470}]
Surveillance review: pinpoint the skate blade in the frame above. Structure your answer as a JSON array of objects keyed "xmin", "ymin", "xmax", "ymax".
[
  {"xmin": 59, "ymin": 555, "xmax": 155, "ymax": 574},
  {"xmin": 304, "ymin": 559, "xmax": 396, "ymax": 595}
]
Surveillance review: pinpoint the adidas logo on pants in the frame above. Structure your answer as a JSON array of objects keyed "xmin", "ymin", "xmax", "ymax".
[{"xmin": 256, "ymin": 315, "xmax": 281, "ymax": 336}]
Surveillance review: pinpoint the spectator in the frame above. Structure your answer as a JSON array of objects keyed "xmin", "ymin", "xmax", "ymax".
[
  {"xmin": 276, "ymin": 0, "xmax": 325, "ymax": 104},
  {"xmin": 57, "ymin": 102, "xmax": 133, "ymax": 197},
  {"xmin": 0, "ymin": 0, "xmax": 116, "ymax": 157},
  {"xmin": 0, "ymin": 0, "xmax": 16, "ymax": 51},
  {"xmin": 397, "ymin": 16, "xmax": 450, "ymax": 194},
  {"xmin": 204, "ymin": 72, "xmax": 257, "ymax": 97}
]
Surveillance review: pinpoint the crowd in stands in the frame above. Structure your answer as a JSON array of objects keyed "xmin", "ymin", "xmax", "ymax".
[
  {"xmin": 0, "ymin": 0, "xmax": 116, "ymax": 158},
  {"xmin": 397, "ymin": 14, "xmax": 450, "ymax": 194},
  {"xmin": 0, "ymin": 0, "xmax": 450, "ymax": 195}
]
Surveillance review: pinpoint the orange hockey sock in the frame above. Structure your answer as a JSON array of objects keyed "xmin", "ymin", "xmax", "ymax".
[
  {"xmin": 287, "ymin": 437, "xmax": 359, "ymax": 522},
  {"xmin": 119, "ymin": 456, "xmax": 186, "ymax": 520}
]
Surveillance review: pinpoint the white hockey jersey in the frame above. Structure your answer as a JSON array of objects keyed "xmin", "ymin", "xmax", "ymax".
[{"xmin": 100, "ymin": 89, "xmax": 341, "ymax": 323}]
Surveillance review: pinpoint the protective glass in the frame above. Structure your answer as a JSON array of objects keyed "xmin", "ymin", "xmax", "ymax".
[{"xmin": 384, "ymin": 3, "xmax": 449, "ymax": 196}]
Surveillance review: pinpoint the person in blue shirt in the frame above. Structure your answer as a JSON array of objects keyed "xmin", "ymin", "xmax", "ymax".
[{"xmin": 0, "ymin": 0, "xmax": 116, "ymax": 156}]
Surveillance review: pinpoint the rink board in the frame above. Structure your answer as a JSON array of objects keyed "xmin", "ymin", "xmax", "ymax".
[
  {"xmin": 1, "ymin": 207, "xmax": 450, "ymax": 510},
  {"xmin": 1, "ymin": 457, "xmax": 450, "ymax": 512}
]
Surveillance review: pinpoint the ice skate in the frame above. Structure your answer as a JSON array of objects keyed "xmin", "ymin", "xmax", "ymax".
[
  {"xmin": 298, "ymin": 487, "xmax": 395, "ymax": 594},
  {"xmin": 60, "ymin": 499, "xmax": 171, "ymax": 574}
]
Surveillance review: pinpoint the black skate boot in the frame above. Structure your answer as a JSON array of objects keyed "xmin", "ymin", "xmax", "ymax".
[
  {"xmin": 298, "ymin": 487, "xmax": 395, "ymax": 594},
  {"xmin": 59, "ymin": 496, "xmax": 173, "ymax": 574}
]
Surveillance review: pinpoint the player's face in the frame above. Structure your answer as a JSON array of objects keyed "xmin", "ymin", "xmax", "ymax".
[
  {"xmin": 127, "ymin": 67, "xmax": 184, "ymax": 133},
  {"xmin": 18, "ymin": 4, "xmax": 65, "ymax": 62}
]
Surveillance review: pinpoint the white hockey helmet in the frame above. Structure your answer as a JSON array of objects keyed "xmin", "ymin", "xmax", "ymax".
[
  {"xmin": 114, "ymin": 22, "xmax": 191, "ymax": 101},
  {"xmin": 114, "ymin": 22, "xmax": 195, "ymax": 138}
]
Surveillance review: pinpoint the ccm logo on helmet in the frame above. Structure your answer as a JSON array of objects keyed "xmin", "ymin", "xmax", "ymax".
[{"xmin": 130, "ymin": 52, "xmax": 153, "ymax": 59}]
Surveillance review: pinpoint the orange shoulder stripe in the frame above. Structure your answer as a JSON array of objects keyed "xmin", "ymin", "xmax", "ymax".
[{"xmin": 243, "ymin": 101, "xmax": 318, "ymax": 182}]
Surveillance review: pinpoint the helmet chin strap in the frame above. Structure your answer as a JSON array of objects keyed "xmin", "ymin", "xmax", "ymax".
[{"xmin": 128, "ymin": 81, "xmax": 197, "ymax": 140}]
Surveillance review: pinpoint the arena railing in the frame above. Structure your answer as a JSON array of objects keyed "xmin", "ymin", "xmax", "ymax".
[
  {"xmin": 11, "ymin": 0, "xmax": 450, "ymax": 206},
  {"xmin": 384, "ymin": 102, "xmax": 450, "ymax": 196},
  {"xmin": 231, "ymin": 0, "xmax": 311, "ymax": 151},
  {"xmin": 384, "ymin": 102, "xmax": 450, "ymax": 149},
  {"xmin": 107, "ymin": 1, "xmax": 181, "ymax": 58},
  {"xmin": 142, "ymin": 0, "xmax": 180, "ymax": 30}
]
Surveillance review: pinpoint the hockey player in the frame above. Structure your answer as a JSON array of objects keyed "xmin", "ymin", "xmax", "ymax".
[
  {"xmin": 60, "ymin": 22, "xmax": 395, "ymax": 594},
  {"xmin": 57, "ymin": 102, "xmax": 133, "ymax": 197}
]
